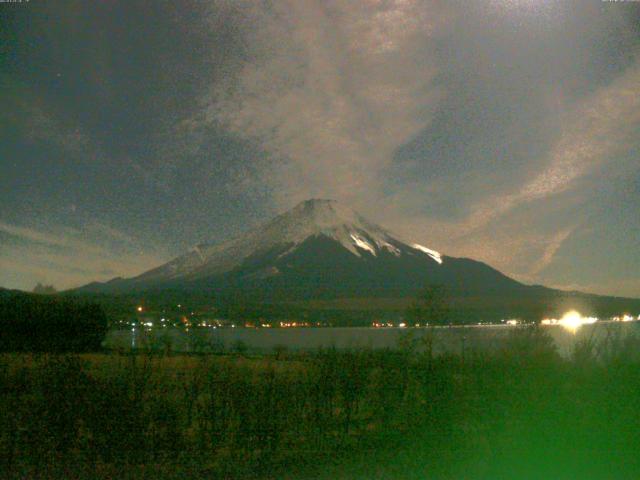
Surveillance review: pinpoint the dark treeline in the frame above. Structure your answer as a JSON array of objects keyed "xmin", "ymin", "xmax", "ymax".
[
  {"xmin": 1, "ymin": 327, "xmax": 640, "ymax": 479},
  {"xmin": 0, "ymin": 292, "xmax": 108, "ymax": 352}
]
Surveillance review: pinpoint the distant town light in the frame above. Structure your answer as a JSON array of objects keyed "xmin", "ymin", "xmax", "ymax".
[
  {"xmin": 540, "ymin": 311, "xmax": 598, "ymax": 332},
  {"xmin": 558, "ymin": 310, "xmax": 597, "ymax": 333},
  {"xmin": 137, "ymin": 306, "xmax": 143, "ymax": 312}
]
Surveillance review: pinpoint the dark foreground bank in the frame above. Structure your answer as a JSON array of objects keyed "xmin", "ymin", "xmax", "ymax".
[{"xmin": 1, "ymin": 327, "xmax": 640, "ymax": 479}]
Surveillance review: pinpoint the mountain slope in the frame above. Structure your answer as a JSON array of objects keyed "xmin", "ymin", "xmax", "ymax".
[{"xmin": 78, "ymin": 199, "xmax": 525, "ymax": 298}]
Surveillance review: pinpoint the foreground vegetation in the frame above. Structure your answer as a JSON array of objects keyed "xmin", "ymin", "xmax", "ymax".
[
  {"xmin": 1, "ymin": 327, "xmax": 640, "ymax": 479},
  {"xmin": 0, "ymin": 292, "xmax": 107, "ymax": 352}
]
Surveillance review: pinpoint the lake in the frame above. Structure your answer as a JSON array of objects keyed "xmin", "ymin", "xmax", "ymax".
[{"xmin": 104, "ymin": 320, "xmax": 640, "ymax": 357}]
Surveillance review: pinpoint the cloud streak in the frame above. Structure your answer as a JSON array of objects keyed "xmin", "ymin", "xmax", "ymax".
[
  {"xmin": 0, "ymin": 221, "xmax": 167, "ymax": 290},
  {"xmin": 193, "ymin": 0, "xmax": 449, "ymax": 208},
  {"xmin": 384, "ymin": 60, "xmax": 640, "ymax": 282},
  {"xmin": 438, "ymin": 61, "xmax": 640, "ymax": 237}
]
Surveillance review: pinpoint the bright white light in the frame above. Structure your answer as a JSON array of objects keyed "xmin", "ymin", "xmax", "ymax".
[{"xmin": 557, "ymin": 310, "xmax": 597, "ymax": 333}]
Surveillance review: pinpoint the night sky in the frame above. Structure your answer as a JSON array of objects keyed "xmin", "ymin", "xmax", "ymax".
[{"xmin": 1, "ymin": 0, "xmax": 639, "ymax": 297}]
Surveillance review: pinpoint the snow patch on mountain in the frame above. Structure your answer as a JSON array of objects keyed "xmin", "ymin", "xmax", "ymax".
[
  {"xmin": 411, "ymin": 243, "xmax": 443, "ymax": 264},
  {"xmin": 350, "ymin": 234, "xmax": 376, "ymax": 256},
  {"xmin": 375, "ymin": 239, "xmax": 401, "ymax": 256}
]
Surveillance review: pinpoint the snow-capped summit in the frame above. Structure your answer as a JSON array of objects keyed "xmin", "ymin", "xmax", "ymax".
[
  {"xmin": 132, "ymin": 198, "xmax": 444, "ymax": 285},
  {"xmin": 252, "ymin": 198, "xmax": 433, "ymax": 259},
  {"xmin": 241, "ymin": 198, "xmax": 393, "ymax": 257}
]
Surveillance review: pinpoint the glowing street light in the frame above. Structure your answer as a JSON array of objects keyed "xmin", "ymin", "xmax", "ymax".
[{"xmin": 557, "ymin": 310, "xmax": 597, "ymax": 333}]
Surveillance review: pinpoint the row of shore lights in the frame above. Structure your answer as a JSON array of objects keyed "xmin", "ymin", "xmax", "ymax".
[{"xmin": 134, "ymin": 306, "xmax": 637, "ymax": 334}]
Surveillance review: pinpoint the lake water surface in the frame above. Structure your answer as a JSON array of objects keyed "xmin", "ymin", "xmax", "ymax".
[{"xmin": 104, "ymin": 321, "xmax": 640, "ymax": 357}]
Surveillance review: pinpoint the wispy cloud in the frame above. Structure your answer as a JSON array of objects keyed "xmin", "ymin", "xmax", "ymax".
[
  {"xmin": 527, "ymin": 225, "xmax": 579, "ymax": 277},
  {"xmin": 0, "ymin": 221, "xmax": 167, "ymax": 291},
  {"xmin": 385, "ymin": 60, "xmax": 640, "ymax": 283},
  {"xmin": 191, "ymin": 0, "xmax": 450, "ymax": 208},
  {"xmin": 433, "ymin": 61, "xmax": 640, "ymax": 237}
]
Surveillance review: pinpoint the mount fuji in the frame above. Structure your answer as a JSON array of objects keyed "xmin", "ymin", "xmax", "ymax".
[{"xmin": 80, "ymin": 199, "xmax": 525, "ymax": 298}]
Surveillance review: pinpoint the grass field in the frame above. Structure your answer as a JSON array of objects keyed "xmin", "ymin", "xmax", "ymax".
[{"xmin": 2, "ymin": 326, "xmax": 640, "ymax": 479}]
